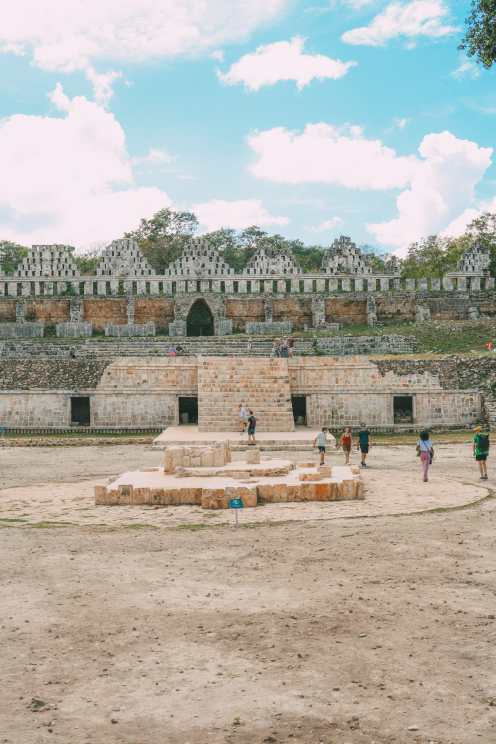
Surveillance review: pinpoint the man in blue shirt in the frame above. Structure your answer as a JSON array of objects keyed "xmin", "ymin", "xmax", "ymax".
[{"xmin": 356, "ymin": 424, "xmax": 371, "ymax": 468}]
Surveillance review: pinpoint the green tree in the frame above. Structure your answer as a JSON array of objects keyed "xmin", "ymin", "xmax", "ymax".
[
  {"xmin": 126, "ymin": 207, "xmax": 199, "ymax": 273},
  {"xmin": 460, "ymin": 0, "xmax": 496, "ymax": 68},
  {"xmin": 74, "ymin": 249, "xmax": 102, "ymax": 275},
  {"xmin": 0, "ymin": 240, "xmax": 28, "ymax": 274},
  {"xmin": 401, "ymin": 235, "xmax": 462, "ymax": 278}
]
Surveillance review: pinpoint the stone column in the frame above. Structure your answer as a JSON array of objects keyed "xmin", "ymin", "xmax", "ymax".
[
  {"xmin": 127, "ymin": 296, "xmax": 135, "ymax": 324},
  {"xmin": 69, "ymin": 298, "xmax": 83, "ymax": 322},
  {"xmin": 264, "ymin": 297, "xmax": 273, "ymax": 323},
  {"xmin": 470, "ymin": 276, "xmax": 481, "ymax": 292},
  {"xmin": 16, "ymin": 301, "xmax": 26, "ymax": 323},
  {"xmin": 341, "ymin": 278, "xmax": 351, "ymax": 292},
  {"xmin": 415, "ymin": 304, "xmax": 431, "ymax": 322},
  {"xmin": 311, "ymin": 296, "xmax": 326, "ymax": 329},
  {"xmin": 367, "ymin": 295, "xmax": 377, "ymax": 327}
]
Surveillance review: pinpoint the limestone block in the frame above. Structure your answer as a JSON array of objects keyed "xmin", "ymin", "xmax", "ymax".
[
  {"xmin": 299, "ymin": 472, "xmax": 324, "ymax": 482},
  {"xmin": 298, "ymin": 461, "xmax": 316, "ymax": 469},
  {"xmin": 104, "ymin": 489, "xmax": 120, "ymax": 505},
  {"xmin": 318, "ymin": 465, "xmax": 332, "ymax": 477},
  {"xmin": 337, "ymin": 479, "xmax": 359, "ymax": 500},
  {"xmin": 297, "ymin": 483, "xmax": 317, "ymax": 501},
  {"xmin": 201, "ymin": 488, "xmax": 229, "ymax": 510},
  {"xmin": 200, "ymin": 450, "xmax": 214, "ymax": 467},
  {"xmin": 245, "ymin": 448, "xmax": 261, "ymax": 465},
  {"xmin": 164, "ymin": 446, "xmax": 185, "ymax": 473},
  {"xmin": 313, "ymin": 483, "xmax": 334, "ymax": 501},
  {"xmin": 256, "ymin": 483, "xmax": 288, "ymax": 503},
  {"xmin": 117, "ymin": 484, "xmax": 133, "ymax": 504},
  {"xmin": 132, "ymin": 487, "xmax": 150, "ymax": 505},
  {"xmin": 225, "ymin": 485, "xmax": 257, "ymax": 508},
  {"xmin": 94, "ymin": 485, "xmax": 107, "ymax": 505},
  {"xmin": 212, "ymin": 448, "xmax": 226, "ymax": 467}
]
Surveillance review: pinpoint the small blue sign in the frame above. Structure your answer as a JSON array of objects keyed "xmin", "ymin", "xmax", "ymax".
[{"xmin": 229, "ymin": 498, "xmax": 244, "ymax": 509}]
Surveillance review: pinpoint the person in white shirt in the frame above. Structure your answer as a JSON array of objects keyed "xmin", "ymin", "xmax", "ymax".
[
  {"xmin": 239, "ymin": 403, "xmax": 249, "ymax": 434},
  {"xmin": 314, "ymin": 427, "xmax": 328, "ymax": 465}
]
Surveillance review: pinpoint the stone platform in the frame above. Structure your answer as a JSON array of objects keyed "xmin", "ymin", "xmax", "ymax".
[
  {"xmin": 95, "ymin": 445, "xmax": 363, "ymax": 509},
  {"xmin": 153, "ymin": 426, "xmax": 319, "ymax": 452}
]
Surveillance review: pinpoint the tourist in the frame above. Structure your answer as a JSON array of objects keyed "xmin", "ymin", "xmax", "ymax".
[
  {"xmin": 247, "ymin": 337, "xmax": 253, "ymax": 353},
  {"xmin": 339, "ymin": 427, "xmax": 353, "ymax": 464},
  {"xmin": 287, "ymin": 337, "xmax": 295, "ymax": 357},
  {"xmin": 356, "ymin": 424, "xmax": 371, "ymax": 468},
  {"xmin": 314, "ymin": 427, "xmax": 328, "ymax": 465},
  {"xmin": 416, "ymin": 430, "xmax": 434, "ymax": 483},
  {"xmin": 238, "ymin": 402, "xmax": 249, "ymax": 435},
  {"xmin": 271, "ymin": 340, "xmax": 280, "ymax": 358},
  {"xmin": 167, "ymin": 345, "xmax": 177, "ymax": 357},
  {"xmin": 280, "ymin": 340, "xmax": 289, "ymax": 358},
  {"xmin": 485, "ymin": 341, "xmax": 495, "ymax": 352},
  {"xmin": 247, "ymin": 410, "xmax": 257, "ymax": 445},
  {"xmin": 473, "ymin": 425, "xmax": 490, "ymax": 480}
]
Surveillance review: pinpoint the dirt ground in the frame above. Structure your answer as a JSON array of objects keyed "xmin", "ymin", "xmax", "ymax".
[{"xmin": 1, "ymin": 443, "xmax": 496, "ymax": 744}]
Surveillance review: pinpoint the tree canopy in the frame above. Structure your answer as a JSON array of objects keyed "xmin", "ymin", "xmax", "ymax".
[{"xmin": 460, "ymin": 0, "xmax": 496, "ymax": 68}]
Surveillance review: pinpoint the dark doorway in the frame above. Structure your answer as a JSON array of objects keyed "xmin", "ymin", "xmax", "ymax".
[
  {"xmin": 292, "ymin": 396, "xmax": 307, "ymax": 426},
  {"xmin": 186, "ymin": 299, "xmax": 214, "ymax": 337},
  {"xmin": 179, "ymin": 397, "xmax": 198, "ymax": 425},
  {"xmin": 394, "ymin": 395, "xmax": 414, "ymax": 424},
  {"xmin": 71, "ymin": 396, "xmax": 90, "ymax": 426}
]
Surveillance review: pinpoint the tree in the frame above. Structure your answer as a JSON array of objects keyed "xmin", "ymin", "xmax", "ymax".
[
  {"xmin": 126, "ymin": 207, "xmax": 199, "ymax": 273},
  {"xmin": 0, "ymin": 241, "xmax": 28, "ymax": 274},
  {"xmin": 74, "ymin": 248, "xmax": 103, "ymax": 275},
  {"xmin": 460, "ymin": 0, "xmax": 496, "ymax": 68},
  {"xmin": 401, "ymin": 235, "xmax": 463, "ymax": 278}
]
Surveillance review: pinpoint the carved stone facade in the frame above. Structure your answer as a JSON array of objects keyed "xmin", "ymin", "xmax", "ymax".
[
  {"xmin": 245, "ymin": 246, "xmax": 300, "ymax": 275},
  {"xmin": 321, "ymin": 236, "xmax": 373, "ymax": 275},
  {"xmin": 95, "ymin": 238, "xmax": 155, "ymax": 277},
  {"xmin": 14, "ymin": 245, "xmax": 78, "ymax": 279},
  {"xmin": 163, "ymin": 238, "xmax": 234, "ymax": 277},
  {"xmin": 455, "ymin": 241, "xmax": 490, "ymax": 275}
]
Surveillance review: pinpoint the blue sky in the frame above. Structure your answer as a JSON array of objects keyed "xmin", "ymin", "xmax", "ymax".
[{"xmin": 0, "ymin": 0, "xmax": 495, "ymax": 255}]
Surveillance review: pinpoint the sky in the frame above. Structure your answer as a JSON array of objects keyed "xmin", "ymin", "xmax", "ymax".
[{"xmin": 0, "ymin": 0, "xmax": 495, "ymax": 256}]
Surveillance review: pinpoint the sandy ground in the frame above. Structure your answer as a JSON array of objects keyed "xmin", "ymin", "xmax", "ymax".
[{"xmin": 1, "ymin": 442, "xmax": 496, "ymax": 743}]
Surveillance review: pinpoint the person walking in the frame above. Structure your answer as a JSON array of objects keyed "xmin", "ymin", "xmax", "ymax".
[
  {"xmin": 287, "ymin": 337, "xmax": 295, "ymax": 357},
  {"xmin": 356, "ymin": 424, "xmax": 371, "ymax": 468},
  {"xmin": 339, "ymin": 427, "xmax": 353, "ymax": 465},
  {"xmin": 314, "ymin": 427, "xmax": 328, "ymax": 465},
  {"xmin": 247, "ymin": 410, "xmax": 257, "ymax": 445},
  {"xmin": 238, "ymin": 402, "xmax": 249, "ymax": 435},
  {"xmin": 279, "ymin": 340, "xmax": 289, "ymax": 358},
  {"xmin": 417, "ymin": 430, "xmax": 434, "ymax": 482},
  {"xmin": 271, "ymin": 340, "xmax": 280, "ymax": 358},
  {"xmin": 473, "ymin": 425, "xmax": 490, "ymax": 480}
]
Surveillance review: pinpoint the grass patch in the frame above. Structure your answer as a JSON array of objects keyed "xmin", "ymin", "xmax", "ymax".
[
  {"xmin": 29, "ymin": 521, "xmax": 75, "ymax": 529},
  {"xmin": 124, "ymin": 523, "xmax": 159, "ymax": 530},
  {"xmin": 175, "ymin": 523, "xmax": 212, "ymax": 531},
  {"xmin": 0, "ymin": 516, "xmax": 29, "ymax": 523}
]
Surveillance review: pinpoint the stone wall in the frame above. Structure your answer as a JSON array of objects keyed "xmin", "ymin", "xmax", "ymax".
[
  {"xmin": 83, "ymin": 299, "xmax": 127, "ymax": 331},
  {"xmin": 26, "ymin": 299, "xmax": 70, "ymax": 324},
  {"xmin": 225, "ymin": 298, "xmax": 265, "ymax": 332},
  {"xmin": 273, "ymin": 297, "xmax": 313, "ymax": 329},
  {"xmin": 134, "ymin": 298, "xmax": 175, "ymax": 331},
  {"xmin": 325, "ymin": 298, "xmax": 367, "ymax": 325},
  {"xmin": 0, "ymin": 300, "xmax": 16, "ymax": 321}
]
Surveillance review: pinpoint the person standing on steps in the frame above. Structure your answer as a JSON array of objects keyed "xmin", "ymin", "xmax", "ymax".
[
  {"xmin": 416, "ymin": 430, "xmax": 434, "ymax": 482},
  {"xmin": 238, "ymin": 402, "xmax": 249, "ymax": 435},
  {"xmin": 473, "ymin": 425, "xmax": 490, "ymax": 480},
  {"xmin": 339, "ymin": 427, "xmax": 353, "ymax": 465},
  {"xmin": 247, "ymin": 410, "xmax": 257, "ymax": 446},
  {"xmin": 356, "ymin": 424, "xmax": 371, "ymax": 468},
  {"xmin": 314, "ymin": 427, "xmax": 328, "ymax": 465}
]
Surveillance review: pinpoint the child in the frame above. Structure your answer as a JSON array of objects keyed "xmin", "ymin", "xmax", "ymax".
[
  {"xmin": 417, "ymin": 430, "xmax": 434, "ymax": 482},
  {"xmin": 339, "ymin": 427, "xmax": 353, "ymax": 465},
  {"xmin": 314, "ymin": 427, "xmax": 328, "ymax": 465},
  {"xmin": 473, "ymin": 425, "xmax": 490, "ymax": 480}
]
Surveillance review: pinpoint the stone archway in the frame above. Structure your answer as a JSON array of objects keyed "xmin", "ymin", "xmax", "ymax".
[{"xmin": 186, "ymin": 299, "xmax": 214, "ymax": 337}]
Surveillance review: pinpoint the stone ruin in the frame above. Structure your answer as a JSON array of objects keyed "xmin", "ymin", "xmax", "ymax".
[
  {"xmin": 14, "ymin": 245, "xmax": 78, "ymax": 279},
  {"xmin": 95, "ymin": 443, "xmax": 364, "ymax": 509},
  {"xmin": 95, "ymin": 238, "xmax": 156, "ymax": 277},
  {"xmin": 245, "ymin": 246, "xmax": 301, "ymax": 275},
  {"xmin": 456, "ymin": 241, "xmax": 490, "ymax": 275},
  {"xmin": 321, "ymin": 236, "xmax": 373, "ymax": 275},
  {"xmin": 163, "ymin": 238, "xmax": 234, "ymax": 277}
]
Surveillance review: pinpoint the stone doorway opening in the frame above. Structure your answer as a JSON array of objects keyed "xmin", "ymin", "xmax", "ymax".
[
  {"xmin": 71, "ymin": 396, "xmax": 91, "ymax": 426},
  {"xmin": 179, "ymin": 397, "xmax": 198, "ymax": 425},
  {"xmin": 186, "ymin": 299, "xmax": 214, "ymax": 337},
  {"xmin": 292, "ymin": 395, "xmax": 307, "ymax": 426},
  {"xmin": 393, "ymin": 395, "xmax": 414, "ymax": 424}
]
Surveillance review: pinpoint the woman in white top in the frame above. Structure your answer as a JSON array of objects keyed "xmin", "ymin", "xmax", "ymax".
[{"xmin": 417, "ymin": 430, "xmax": 434, "ymax": 482}]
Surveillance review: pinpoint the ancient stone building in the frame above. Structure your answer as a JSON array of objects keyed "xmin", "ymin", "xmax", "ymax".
[
  {"xmin": 321, "ymin": 236, "xmax": 373, "ymax": 275},
  {"xmin": 455, "ymin": 241, "xmax": 490, "ymax": 275},
  {"xmin": 95, "ymin": 238, "xmax": 155, "ymax": 277},
  {"xmin": 163, "ymin": 238, "xmax": 234, "ymax": 276},
  {"xmin": 245, "ymin": 246, "xmax": 300, "ymax": 275},
  {"xmin": 14, "ymin": 245, "xmax": 78, "ymax": 279}
]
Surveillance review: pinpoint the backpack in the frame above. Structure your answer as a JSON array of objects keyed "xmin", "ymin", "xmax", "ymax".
[{"xmin": 478, "ymin": 434, "xmax": 490, "ymax": 451}]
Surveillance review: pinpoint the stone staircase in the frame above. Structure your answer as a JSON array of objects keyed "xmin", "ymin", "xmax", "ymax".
[{"xmin": 197, "ymin": 357, "xmax": 295, "ymax": 432}]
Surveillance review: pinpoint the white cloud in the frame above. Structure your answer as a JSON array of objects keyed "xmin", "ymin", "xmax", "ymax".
[
  {"xmin": 85, "ymin": 67, "xmax": 122, "ymax": 106},
  {"xmin": 0, "ymin": 0, "xmax": 289, "ymax": 72},
  {"xmin": 451, "ymin": 53, "xmax": 480, "ymax": 80},
  {"xmin": 192, "ymin": 199, "xmax": 289, "ymax": 232},
  {"xmin": 132, "ymin": 148, "xmax": 174, "ymax": 167},
  {"xmin": 393, "ymin": 116, "xmax": 410, "ymax": 129},
  {"xmin": 218, "ymin": 37, "xmax": 356, "ymax": 91},
  {"xmin": 312, "ymin": 217, "xmax": 343, "ymax": 231},
  {"xmin": 368, "ymin": 131, "xmax": 492, "ymax": 253},
  {"xmin": 248, "ymin": 123, "xmax": 417, "ymax": 189},
  {"xmin": 0, "ymin": 86, "xmax": 171, "ymax": 248},
  {"xmin": 342, "ymin": 0, "xmax": 457, "ymax": 46}
]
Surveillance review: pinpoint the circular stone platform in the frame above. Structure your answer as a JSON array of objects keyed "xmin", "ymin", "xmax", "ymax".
[{"xmin": 0, "ymin": 468, "xmax": 489, "ymax": 528}]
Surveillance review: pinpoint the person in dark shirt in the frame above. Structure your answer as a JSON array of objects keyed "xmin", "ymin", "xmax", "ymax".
[
  {"xmin": 247, "ymin": 411, "xmax": 257, "ymax": 445},
  {"xmin": 356, "ymin": 424, "xmax": 371, "ymax": 468}
]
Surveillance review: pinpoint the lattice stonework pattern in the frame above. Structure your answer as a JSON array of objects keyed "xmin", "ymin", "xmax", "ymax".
[
  {"xmin": 163, "ymin": 239, "xmax": 234, "ymax": 277},
  {"xmin": 95, "ymin": 239, "xmax": 156, "ymax": 277},
  {"xmin": 321, "ymin": 236, "xmax": 373, "ymax": 275},
  {"xmin": 14, "ymin": 245, "xmax": 79, "ymax": 279},
  {"xmin": 245, "ymin": 247, "xmax": 301, "ymax": 276},
  {"xmin": 457, "ymin": 242, "xmax": 490, "ymax": 275}
]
